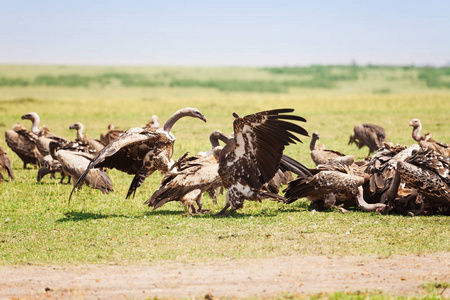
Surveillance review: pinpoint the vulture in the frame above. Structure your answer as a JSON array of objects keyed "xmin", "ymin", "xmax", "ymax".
[
  {"xmin": 283, "ymin": 157, "xmax": 382, "ymax": 212},
  {"xmin": 100, "ymin": 124, "xmax": 124, "ymax": 145},
  {"xmin": 49, "ymin": 141, "xmax": 113, "ymax": 195},
  {"xmin": 145, "ymin": 115, "xmax": 161, "ymax": 130},
  {"xmin": 216, "ymin": 108, "xmax": 309, "ymax": 216},
  {"xmin": 145, "ymin": 130, "xmax": 230, "ymax": 213},
  {"xmin": 382, "ymin": 149, "xmax": 450, "ymax": 215},
  {"xmin": 37, "ymin": 154, "xmax": 70, "ymax": 183},
  {"xmin": 348, "ymin": 124, "xmax": 387, "ymax": 156},
  {"xmin": 5, "ymin": 123, "xmax": 42, "ymax": 168},
  {"xmin": 145, "ymin": 146, "xmax": 224, "ymax": 214},
  {"xmin": 0, "ymin": 146, "xmax": 14, "ymax": 182},
  {"xmin": 70, "ymin": 107, "xmax": 207, "ymax": 201},
  {"xmin": 410, "ymin": 118, "xmax": 449, "ymax": 158},
  {"xmin": 310, "ymin": 131, "xmax": 347, "ymax": 166},
  {"xmin": 69, "ymin": 122, "xmax": 106, "ymax": 152}
]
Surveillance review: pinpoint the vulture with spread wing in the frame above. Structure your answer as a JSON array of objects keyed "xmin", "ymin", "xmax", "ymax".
[
  {"xmin": 0, "ymin": 146, "xmax": 14, "ymax": 182},
  {"xmin": 216, "ymin": 108, "xmax": 308, "ymax": 216},
  {"xmin": 70, "ymin": 107, "xmax": 207, "ymax": 201}
]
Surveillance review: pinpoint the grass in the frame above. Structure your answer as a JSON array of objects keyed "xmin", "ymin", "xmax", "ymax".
[{"xmin": 0, "ymin": 65, "xmax": 449, "ymax": 267}]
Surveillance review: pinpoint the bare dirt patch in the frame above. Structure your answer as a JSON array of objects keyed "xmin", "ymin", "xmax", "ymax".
[{"xmin": 1, "ymin": 253, "xmax": 449, "ymax": 299}]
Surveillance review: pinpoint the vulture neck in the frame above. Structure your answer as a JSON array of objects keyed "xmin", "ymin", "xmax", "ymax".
[
  {"xmin": 49, "ymin": 142, "xmax": 59, "ymax": 160},
  {"xmin": 162, "ymin": 109, "xmax": 191, "ymax": 133},
  {"xmin": 30, "ymin": 116, "xmax": 40, "ymax": 135},
  {"xmin": 411, "ymin": 124, "xmax": 422, "ymax": 142},
  {"xmin": 309, "ymin": 135, "xmax": 318, "ymax": 151},
  {"xmin": 76, "ymin": 125, "xmax": 85, "ymax": 140}
]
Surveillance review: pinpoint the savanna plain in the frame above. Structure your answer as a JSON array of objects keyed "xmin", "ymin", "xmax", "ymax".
[{"xmin": 0, "ymin": 65, "xmax": 449, "ymax": 299}]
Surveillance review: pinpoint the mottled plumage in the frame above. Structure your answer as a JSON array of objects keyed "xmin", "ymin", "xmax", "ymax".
[
  {"xmin": 397, "ymin": 149, "xmax": 450, "ymax": 213},
  {"xmin": 0, "ymin": 146, "xmax": 14, "ymax": 182},
  {"xmin": 69, "ymin": 122, "xmax": 106, "ymax": 152},
  {"xmin": 70, "ymin": 108, "xmax": 207, "ymax": 202},
  {"xmin": 310, "ymin": 131, "xmax": 346, "ymax": 166},
  {"xmin": 410, "ymin": 118, "xmax": 449, "ymax": 158},
  {"xmin": 216, "ymin": 108, "xmax": 308, "ymax": 216},
  {"xmin": 5, "ymin": 123, "xmax": 42, "ymax": 168},
  {"xmin": 348, "ymin": 124, "xmax": 387, "ymax": 156}
]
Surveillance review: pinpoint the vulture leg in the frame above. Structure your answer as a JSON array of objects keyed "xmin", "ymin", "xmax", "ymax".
[
  {"xmin": 407, "ymin": 194, "xmax": 426, "ymax": 216},
  {"xmin": 195, "ymin": 192, "xmax": 211, "ymax": 214},
  {"xmin": 215, "ymin": 203, "xmax": 231, "ymax": 217},
  {"xmin": 355, "ymin": 187, "xmax": 388, "ymax": 213}
]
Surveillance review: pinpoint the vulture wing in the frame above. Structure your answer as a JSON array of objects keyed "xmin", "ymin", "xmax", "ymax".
[{"xmin": 220, "ymin": 108, "xmax": 308, "ymax": 190}]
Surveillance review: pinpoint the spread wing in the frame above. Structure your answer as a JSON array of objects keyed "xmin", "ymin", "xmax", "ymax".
[
  {"xmin": 69, "ymin": 127, "xmax": 166, "ymax": 202},
  {"xmin": 220, "ymin": 108, "xmax": 308, "ymax": 190}
]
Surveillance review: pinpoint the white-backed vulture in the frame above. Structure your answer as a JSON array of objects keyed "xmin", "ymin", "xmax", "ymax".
[
  {"xmin": 215, "ymin": 108, "xmax": 308, "ymax": 216},
  {"xmin": 145, "ymin": 130, "xmax": 230, "ymax": 213},
  {"xmin": 383, "ymin": 149, "xmax": 450, "ymax": 215},
  {"xmin": 0, "ymin": 146, "xmax": 14, "ymax": 182},
  {"xmin": 348, "ymin": 124, "xmax": 387, "ymax": 156},
  {"xmin": 69, "ymin": 122, "xmax": 106, "ymax": 152},
  {"xmin": 310, "ymin": 131, "xmax": 346, "ymax": 166},
  {"xmin": 37, "ymin": 154, "xmax": 70, "ymax": 183},
  {"xmin": 70, "ymin": 107, "xmax": 207, "ymax": 201},
  {"xmin": 410, "ymin": 118, "xmax": 449, "ymax": 158},
  {"xmin": 100, "ymin": 124, "xmax": 124, "ymax": 145},
  {"xmin": 5, "ymin": 123, "xmax": 42, "ymax": 168},
  {"xmin": 145, "ymin": 147, "xmax": 224, "ymax": 214},
  {"xmin": 283, "ymin": 158, "xmax": 380, "ymax": 212},
  {"xmin": 49, "ymin": 141, "xmax": 113, "ymax": 195}
]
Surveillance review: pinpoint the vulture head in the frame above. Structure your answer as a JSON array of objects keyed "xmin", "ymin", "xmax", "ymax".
[
  {"xmin": 21, "ymin": 112, "xmax": 41, "ymax": 134},
  {"xmin": 409, "ymin": 118, "xmax": 421, "ymax": 130},
  {"xmin": 69, "ymin": 122, "xmax": 84, "ymax": 131},
  {"xmin": 209, "ymin": 130, "xmax": 230, "ymax": 147},
  {"xmin": 162, "ymin": 108, "xmax": 207, "ymax": 133}
]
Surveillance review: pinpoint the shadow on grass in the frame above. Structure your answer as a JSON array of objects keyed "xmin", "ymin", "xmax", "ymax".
[{"xmin": 56, "ymin": 211, "xmax": 133, "ymax": 222}]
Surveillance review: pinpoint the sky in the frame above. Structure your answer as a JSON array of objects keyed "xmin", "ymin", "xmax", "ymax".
[{"xmin": 1, "ymin": 0, "xmax": 449, "ymax": 66}]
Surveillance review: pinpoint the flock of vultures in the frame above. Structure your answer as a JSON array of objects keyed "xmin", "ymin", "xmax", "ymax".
[{"xmin": 1, "ymin": 108, "xmax": 449, "ymax": 216}]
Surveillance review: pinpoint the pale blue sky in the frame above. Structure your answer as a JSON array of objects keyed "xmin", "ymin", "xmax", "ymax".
[{"xmin": 1, "ymin": 0, "xmax": 449, "ymax": 66}]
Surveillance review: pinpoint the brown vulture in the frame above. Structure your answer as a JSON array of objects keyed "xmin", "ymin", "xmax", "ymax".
[
  {"xmin": 348, "ymin": 124, "xmax": 387, "ymax": 156},
  {"xmin": 0, "ymin": 146, "xmax": 14, "ymax": 182},
  {"xmin": 49, "ymin": 141, "xmax": 113, "ymax": 194},
  {"xmin": 69, "ymin": 122, "xmax": 106, "ymax": 152},
  {"xmin": 5, "ymin": 123, "xmax": 42, "ymax": 169},
  {"xmin": 310, "ymin": 131, "xmax": 347, "ymax": 166},
  {"xmin": 410, "ymin": 118, "xmax": 449, "ymax": 158},
  {"xmin": 215, "ymin": 108, "xmax": 308, "ymax": 216},
  {"xmin": 283, "ymin": 157, "xmax": 382, "ymax": 212},
  {"xmin": 100, "ymin": 124, "xmax": 124, "ymax": 145},
  {"xmin": 144, "ymin": 130, "xmax": 230, "ymax": 214},
  {"xmin": 70, "ymin": 107, "xmax": 207, "ymax": 201},
  {"xmin": 391, "ymin": 149, "xmax": 450, "ymax": 215}
]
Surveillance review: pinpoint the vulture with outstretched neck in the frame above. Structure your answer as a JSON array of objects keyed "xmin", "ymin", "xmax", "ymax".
[
  {"xmin": 49, "ymin": 141, "xmax": 113, "ymax": 195},
  {"xmin": 216, "ymin": 108, "xmax": 309, "ymax": 216},
  {"xmin": 0, "ymin": 146, "xmax": 14, "ymax": 182},
  {"xmin": 70, "ymin": 107, "xmax": 207, "ymax": 201},
  {"xmin": 5, "ymin": 113, "xmax": 45, "ymax": 168},
  {"xmin": 410, "ymin": 118, "xmax": 449, "ymax": 158},
  {"xmin": 309, "ymin": 131, "xmax": 346, "ymax": 166},
  {"xmin": 69, "ymin": 122, "xmax": 105, "ymax": 152},
  {"xmin": 145, "ymin": 130, "xmax": 229, "ymax": 214}
]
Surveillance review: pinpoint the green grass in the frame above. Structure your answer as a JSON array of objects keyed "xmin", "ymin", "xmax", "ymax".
[{"xmin": 0, "ymin": 65, "xmax": 449, "ymax": 267}]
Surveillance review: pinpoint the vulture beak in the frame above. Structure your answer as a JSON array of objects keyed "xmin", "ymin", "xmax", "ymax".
[
  {"xmin": 21, "ymin": 114, "xmax": 31, "ymax": 120},
  {"xmin": 69, "ymin": 124, "xmax": 76, "ymax": 130}
]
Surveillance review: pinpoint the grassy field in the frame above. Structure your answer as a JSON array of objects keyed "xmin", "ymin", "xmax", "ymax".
[{"xmin": 0, "ymin": 65, "xmax": 449, "ymax": 266}]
